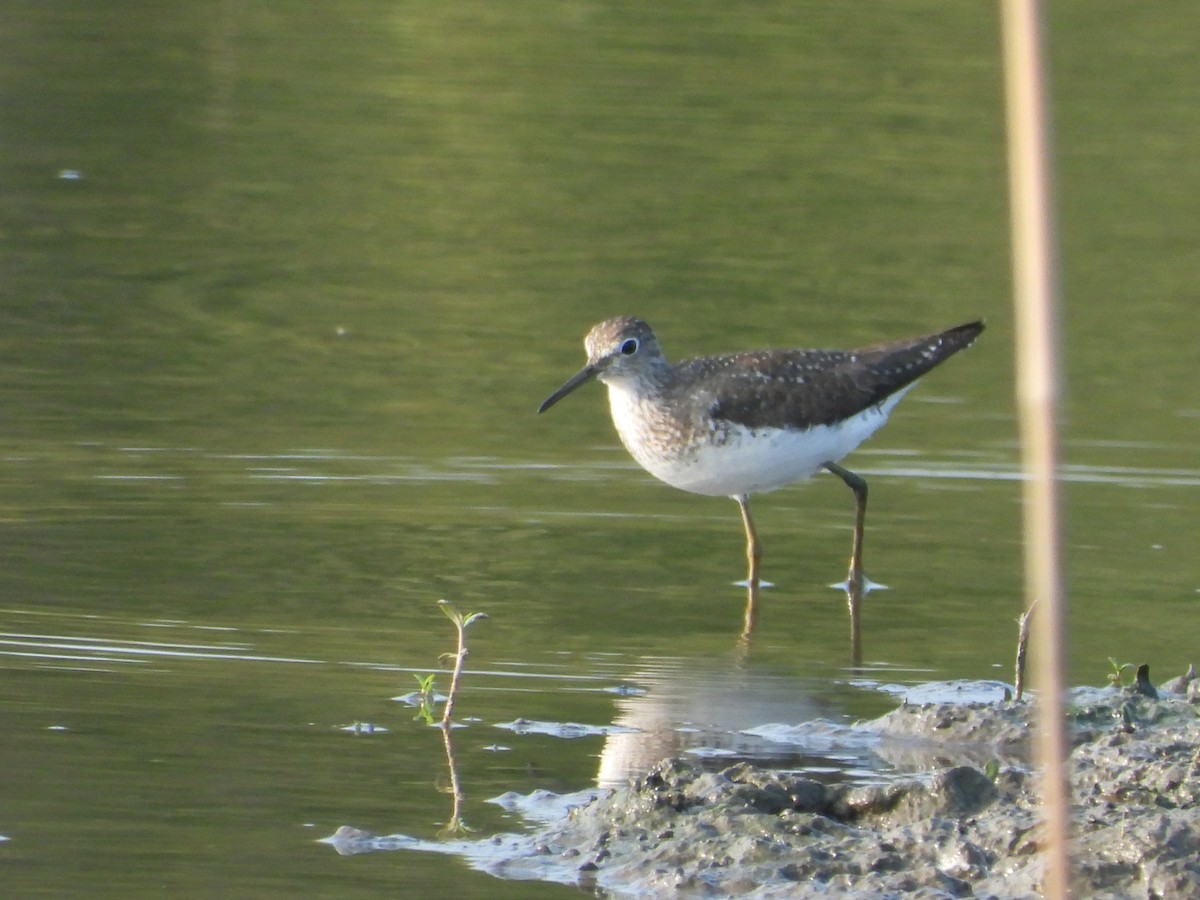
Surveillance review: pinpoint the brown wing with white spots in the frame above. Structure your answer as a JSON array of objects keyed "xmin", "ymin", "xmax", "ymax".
[{"xmin": 688, "ymin": 321, "xmax": 984, "ymax": 431}]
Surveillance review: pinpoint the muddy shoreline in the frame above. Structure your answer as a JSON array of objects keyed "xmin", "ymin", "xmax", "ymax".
[{"xmin": 329, "ymin": 675, "xmax": 1200, "ymax": 898}]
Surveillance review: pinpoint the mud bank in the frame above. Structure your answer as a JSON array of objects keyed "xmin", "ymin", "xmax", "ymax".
[{"xmin": 329, "ymin": 676, "xmax": 1200, "ymax": 898}]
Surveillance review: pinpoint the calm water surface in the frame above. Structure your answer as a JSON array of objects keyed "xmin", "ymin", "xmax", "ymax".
[{"xmin": 2, "ymin": 2, "xmax": 1197, "ymax": 897}]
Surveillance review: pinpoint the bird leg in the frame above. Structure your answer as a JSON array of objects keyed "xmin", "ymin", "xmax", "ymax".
[
  {"xmin": 734, "ymin": 494, "xmax": 762, "ymax": 591},
  {"xmin": 824, "ymin": 462, "xmax": 868, "ymax": 599}
]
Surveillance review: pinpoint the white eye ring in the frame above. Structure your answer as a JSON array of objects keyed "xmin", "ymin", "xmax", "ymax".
[{"xmin": 619, "ymin": 338, "xmax": 639, "ymax": 356}]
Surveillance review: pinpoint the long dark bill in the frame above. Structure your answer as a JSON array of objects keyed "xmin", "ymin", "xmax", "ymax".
[{"xmin": 537, "ymin": 364, "xmax": 599, "ymax": 413}]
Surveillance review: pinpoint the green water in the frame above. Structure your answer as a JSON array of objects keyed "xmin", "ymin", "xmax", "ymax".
[{"xmin": 2, "ymin": 2, "xmax": 1197, "ymax": 896}]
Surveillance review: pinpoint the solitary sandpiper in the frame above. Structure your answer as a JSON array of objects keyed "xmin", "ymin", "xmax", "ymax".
[{"xmin": 538, "ymin": 316, "xmax": 984, "ymax": 596}]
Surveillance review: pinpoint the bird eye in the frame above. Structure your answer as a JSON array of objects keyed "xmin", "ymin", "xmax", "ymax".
[{"xmin": 620, "ymin": 338, "xmax": 639, "ymax": 356}]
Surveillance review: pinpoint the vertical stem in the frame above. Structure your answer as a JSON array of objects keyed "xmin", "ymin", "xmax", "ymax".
[
  {"xmin": 441, "ymin": 622, "xmax": 467, "ymax": 727},
  {"xmin": 1014, "ymin": 601, "xmax": 1036, "ymax": 702},
  {"xmin": 440, "ymin": 720, "xmax": 465, "ymax": 834},
  {"xmin": 1000, "ymin": 1, "xmax": 1070, "ymax": 897}
]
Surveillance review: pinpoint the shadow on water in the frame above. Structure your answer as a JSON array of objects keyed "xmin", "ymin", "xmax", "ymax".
[{"xmin": 740, "ymin": 580, "xmax": 867, "ymax": 666}]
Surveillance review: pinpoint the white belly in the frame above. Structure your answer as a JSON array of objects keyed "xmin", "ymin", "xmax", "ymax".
[{"xmin": 607, "ymin": 385, "xmax": 913, "ymax": 498}]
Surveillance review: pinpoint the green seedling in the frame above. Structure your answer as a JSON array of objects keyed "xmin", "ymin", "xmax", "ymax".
[
  {"xmin": 412, "ymin": 672, "xmax": 438, "ymax": 724},
  {"xmin": 437, "ymin": 599, "xmax": 488, "ymax": 727},
  {"xmin": 1107, "ymin": 657, "xmax": 1136, "ymax": 689},
  {"xmin": 426, "ymin": 600, "xmax": 489, "ymax": 837}
]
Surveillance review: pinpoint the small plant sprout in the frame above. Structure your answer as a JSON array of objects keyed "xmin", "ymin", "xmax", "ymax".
[
  {"xmin": 1014, "ymin": 601, "xmax": 1037, "ymax": 702},
  {"xmin": 412, "ymin": 673, "xmax": 438, "ymax": 724},
  {"xmin": 437, "ymin": 599, "xmax": 488, "ymax": 727},
  {"xmin": 1107, "ymin": 658, "xmax": 1137, "ymax": 689}
]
